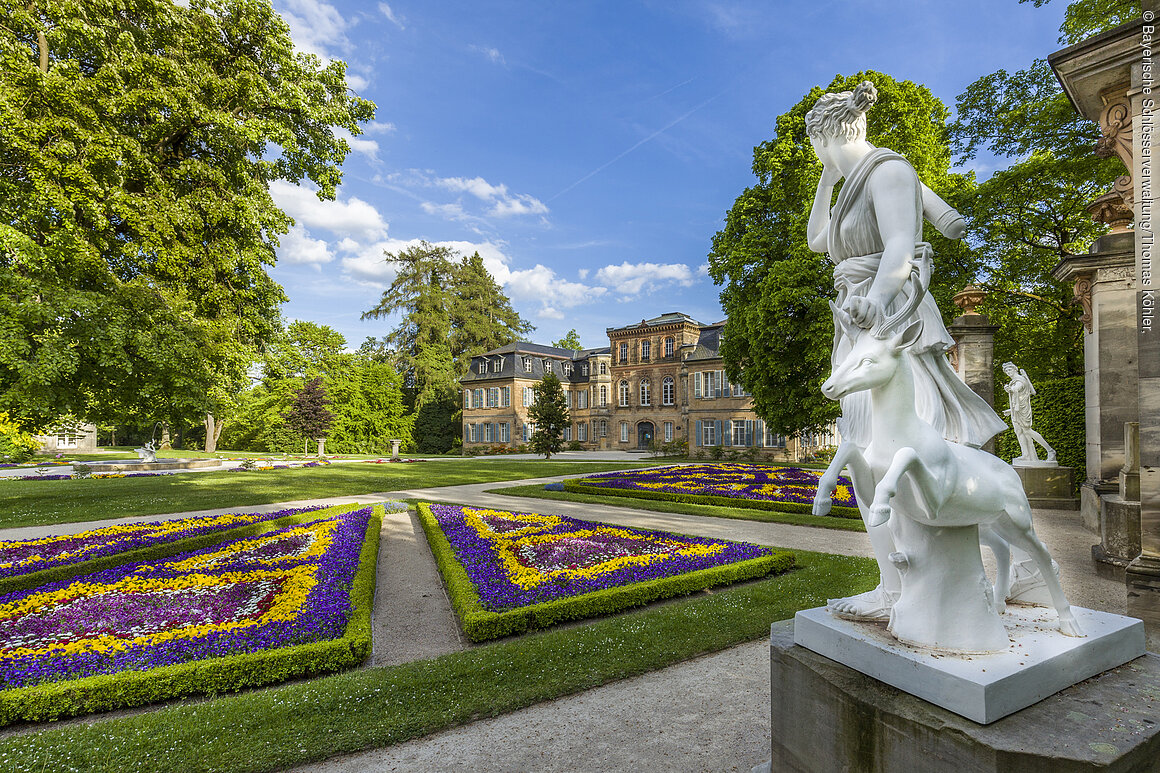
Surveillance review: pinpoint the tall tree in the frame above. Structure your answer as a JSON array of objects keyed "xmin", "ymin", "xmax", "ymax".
[
  {"xmin": 551, "ymin": 329, "xmax": 583, "ymax": 350},
  {"xmin": 949, "ymin": 14, "xmax": 1125, "ymax": 384},
  {"xmin": 528, "ymin": 372, "xmax": 569, "ymax": 459},
  {"xmin": 708, "ymin": 71, "xmax": 976, "ymax": 436},
  {"xmin": 0, "ymin": 0, "xmax": 374, "ymax": 429},
  {"xmin": 282, "ymin": 376, "xmax": 332, "ymax": 456},
  {"xmin": 450, "ymin": 252, "xmax": 535, "ymax": 372}
]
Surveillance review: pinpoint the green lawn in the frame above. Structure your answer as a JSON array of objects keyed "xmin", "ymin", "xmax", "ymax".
[
  {"xmin": 0, "ymin": 549, "xmax": 876, "ymax": 773},
  {"xmin": 487, "ymin": 483, "xmax": 867, "ymax": 531},
  {"xmin": 0, "ymin": 460, "xmax": 664, "ymax": 529}
]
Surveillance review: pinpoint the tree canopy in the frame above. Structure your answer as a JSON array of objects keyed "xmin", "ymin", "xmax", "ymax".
[
  {"xmin": 0, "ymin": 0, "xmax": 374, "ymax": 429},
  {"xmin": 707, "ymin": 71, "xmax": 975, "ymax": 436},
  {"xmin": 551, "ymin": 329, "xmax": 583, "ymax": 350},
  {"xmin": 528, "ymin": 372, "xmax": 569, "ymax": 459}
]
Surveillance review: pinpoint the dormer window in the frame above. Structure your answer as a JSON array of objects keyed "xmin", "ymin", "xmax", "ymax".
[
  {"xmin": 524, "ymin": 357, "xmax": 533, "ymax": 373},
  {"xmin": 544, "ymin": 359, "xmax": 552, "ymax": 372},
  {"xmin": 581, "ymin": 364, "xmax": 589, "ymax": 376},
  {"xmin": 563, "ymin": 362, "xmax": 572, "ymax": 376},
  {"xmin": 478, "ymin": 360, "xmax": 486, "ymax": 374},
  {"xmin": 492, "ymin": 359, "xmax": 501, "ymax": 373}
]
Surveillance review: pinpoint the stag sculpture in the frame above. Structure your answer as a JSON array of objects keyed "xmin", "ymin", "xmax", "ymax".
[{"xmin": 812, "ymin": 279, "xmax": 1082, "ymax": 651}]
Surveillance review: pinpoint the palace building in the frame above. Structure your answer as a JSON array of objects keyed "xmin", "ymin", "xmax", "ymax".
[{"xmin": 461, "ymin": 312, "xmax": 838, "ymax": 458}]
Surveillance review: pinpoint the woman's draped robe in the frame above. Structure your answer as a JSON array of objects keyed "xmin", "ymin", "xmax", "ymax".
[{"xmin": 827, "ymin": 148, "xmax": 1007, "ymax": 449}]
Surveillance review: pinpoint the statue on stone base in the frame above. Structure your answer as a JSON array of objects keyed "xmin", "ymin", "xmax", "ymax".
[
  {"xmin": 1002, "ymin": 362, "xmax": 1057, "ymax": 466},
  {"xmin": 804, "ymin": 81, "xmax": 1080, "ymax": 650}
]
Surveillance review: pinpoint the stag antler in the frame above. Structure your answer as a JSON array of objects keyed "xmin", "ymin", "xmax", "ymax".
[{"xmin": 869, "ymin": 245, "xmax": 932, "ymax": 339}]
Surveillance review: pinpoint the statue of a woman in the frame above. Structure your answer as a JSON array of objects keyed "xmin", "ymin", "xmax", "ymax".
[
  {"xmin": 805, "ymin": 81, "xmax": 1008, "ymax": 620},
  {"xmin": 1002, "ymin": 362, "xmax": 1057, "ymax": 465}
]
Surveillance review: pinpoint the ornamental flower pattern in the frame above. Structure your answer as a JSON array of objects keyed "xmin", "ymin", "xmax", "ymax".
[
  {"xmin": 574, "ymin": 463, "xmax": 857, "ymax": 508},
  {"xmin": 0, "ymin": 509, "xmax": 370, "ymax": 690},
  {"xmin": 429, "ymin": 504, "xmax": 775, "ymax": 612},
  {"xmin": 0, "ymin": 507, "xmax": 330, "ymax": 580}
]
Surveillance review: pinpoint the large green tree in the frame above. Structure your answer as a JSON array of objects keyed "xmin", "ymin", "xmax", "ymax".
[
  {"xmin": 0, "ymin": 0, "xmax": 374, "ymax": 430},
  {"xmin": 528, "ymin": 372, "xmax": 569, "ymax": 459},
  {"xmin": 707, "ymin": 71, "xmax": 976, "ymax": 436},
  {"xmin": 451, "ymin": 252, "xmax": 535, "ymax": 373},
  {"xmin": 949, "ymin": 7, "xmax": 1129, "ymax": 384}
]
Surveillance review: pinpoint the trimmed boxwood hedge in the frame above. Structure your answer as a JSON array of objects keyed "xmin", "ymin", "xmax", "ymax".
[
  {"xmin": 417, "ymin": 501, "xmax": 795, "ymax": 642},
  {"xmin": 0, "ymin": 502, "xmax": 383, "ymax": 726},
  {"xmin": 562, "ymin": 480, "xmax": 862, "ymax": 520},
  {"xmin": 995, "ymin": 375, "xmax": 1085, "ymax": 479}
]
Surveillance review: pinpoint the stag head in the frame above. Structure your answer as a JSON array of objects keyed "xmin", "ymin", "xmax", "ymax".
[{"xmin": 821, "ymin": 266, "xmax": 929, "ymax": 401}]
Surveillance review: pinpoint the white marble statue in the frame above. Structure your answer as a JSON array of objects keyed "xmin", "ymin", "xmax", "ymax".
[
  {"xmin": 1002, "ymin": 362, "xmax": 1057, "ymax": 466},
  {"xmin": 135, "ymin": 440, "xmax": 157, "ymax": 463},
  {"xmin": 805, "ymin": 81, "xmax": 1079, "ymax": 650}
]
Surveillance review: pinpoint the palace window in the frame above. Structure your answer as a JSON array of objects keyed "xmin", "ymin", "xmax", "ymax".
[
  {"xmin": 640, "ymin": 340, "xmax": 651, "ymax": 360},
  {"xmin": 478, "ymin": 360, "xmax": 486, "ymax": 374},
  {"xmin": 662, "ymin": 376, "xmax": 674, "ymax": 406},
  {"xmin": 487, "ymin": 387, "xmax": 499, "ymax": 407},
  {"xmin": 581, "ymin": 364, "xmax": 589, "ymax": 376},
  {"xmin": 664, "ymin": 337, "xmax": 674, "ymax": 357},
  {"xmin": 502, "ymin": 387, "xmax": 511, "ymax": 407},
  {"xmin": 599, "ymin": 419, "xmax": 608, "ymax": 437},
  {"xmin": 599, "ymin": 385, "xmax": 608, "ymax": 406},
  {"xmin": 468, "ymin": 424, "xmax": 478, "ymax": 442},
  {"xmin": 492, "ymin": 359, "xmax": 501, "ymax": 373},
  {"xmin": 474, "ymin": 388, "xmax": 484, "ymax": 408},
  {"xmin": 702, "ymin": 421, "xmax": 717, "ymax": 447},
  {"xmin": 563, "ymin": 362, "xmax": 573, "ymax": 376},
  {"xmin": 620, "ymin": 422, "xmax": 629, "ymax": 443},
  {"xmin": 664, "ymin": 421, "xmax": 674, "ymax": 442},
  {"xmin": 618, "ymin": 342, "xmax": 628, "ymax": 363},
  {"xmin": 524, "ymin": 357, "xmax": 533, "ymax": 373},
  {"xmin": 499, "ymin": 423, "xmax": 510, "ymax": 443},
  {"xmin": 484, "ymin": 423, "xmax": 494, "ymax": 443},
  {"xmin": 577, "ymin": 422, "xmax": 587, "ymax": 442},
  {"xmin": 600, "ymin": 362, "xmax": 608, "ymax": 375},
  {"xmin": 523, "ymin": 421, "xmax": 536, "ymax": 442},
  {"xmin": 639, "ymin": 378, "xmax": 651, "ymax": 406},
  {"xmin": 577, "ymin": 389, "xmax": 588, "ymax": 409},
  {"xmin": 618, "ymin": 380, "xmax": 629, "ymax": 407},
  {"xmin": 732, "ymin": 419, "xmax": 754, "ymax": 447}
]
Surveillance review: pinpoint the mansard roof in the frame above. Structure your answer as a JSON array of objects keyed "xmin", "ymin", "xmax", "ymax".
[{"xmin": 606, "ymin": 311, "xmax": 704, "ymax": 335}]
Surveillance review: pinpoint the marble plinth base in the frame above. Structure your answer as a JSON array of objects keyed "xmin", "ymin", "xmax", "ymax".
[
  {"xmin": 1014, "ymin": 464, "xmax": 1078, "ymax": 509},
  {"xmin": 763, "ymin": 619, "xmax": 1160, "ymax": 773},
  {"xmin": 793, "ymin": 605, "xmax": 1144, "ymax": 724}
]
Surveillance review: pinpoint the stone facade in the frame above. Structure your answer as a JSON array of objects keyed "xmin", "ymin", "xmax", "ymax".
[
  {"xmin": 461, "ymin": 312, "xmax": 833, "ymax": 459},
  {"xmin": 34, "ymin": 421, "xmax": 99, "ymax": 453}
]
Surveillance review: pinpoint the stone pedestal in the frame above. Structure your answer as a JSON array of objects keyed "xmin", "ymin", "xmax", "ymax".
[
  {"xmin": 948, "ymin": 300, "xmax": 1000, "ymax": 454},
  {"xmin": 1013, "ymin": 464, "xmax": 1078, "ymax": 510},
  {"xmin": 1127, "ymin": 554, "xmax": 1160, "ymax": 651},
  {"xmin": 390, "ymin": 439, "xmax": 402, "ymax": 460},
  {"xmin": 761, "ymin": 619, "xmax": 1160, "ymax": 773}
]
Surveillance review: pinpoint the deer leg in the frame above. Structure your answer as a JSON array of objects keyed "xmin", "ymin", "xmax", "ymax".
[
  {"xmin": 867, "ymin": 447, "xmax": 927, "ymax": 527},
  {"xmin": 989, "ymin": 514, "xmax": 1084, "ymax": 638},
  {"xmin": 978, "ymin": 525, "xmax": 1011, "ymax": 615},
  {"xmin": 813, "ymin": 441, "xmax": 862, "ymax": 516}
]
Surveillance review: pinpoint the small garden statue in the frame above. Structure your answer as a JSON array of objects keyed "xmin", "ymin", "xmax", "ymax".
[
  {"xmin": 135, "ymin": 440, "xmax": 157, "ymax": 463},
  {"xmin": 1002, "ymin": 362, "xmax": 1056, "ymax": 466}
]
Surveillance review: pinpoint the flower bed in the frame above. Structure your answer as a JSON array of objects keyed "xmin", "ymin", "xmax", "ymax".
[
  {"xmin": 418, "ymin": 502, "xmax": 793, "ymax": 641},
  {"xmin": 0, "ymin": 503, "xmax": 382, "ymax": 724},
  {"xmin": 565, "ymin": 463, "xmax": 860, "ymax": 518},
  {"xmin": 0, "ymin": 507, "xmax": 333, "ymax": 591}
]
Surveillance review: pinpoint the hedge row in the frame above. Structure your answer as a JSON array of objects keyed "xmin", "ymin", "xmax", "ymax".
[
  {"xmin": 561, "ymin": 480, "xmax": 862, "ymax": 520},
  {"xmin": 0, "ymin": 504, "xmax": 362, "ymax": 597},
  {"xmin": 994, "ymin": 375, "xmax": 1085, "ymax": 479},
  {"xmin": 0, "ymin": 504, "xmax": 384, "ymax": 725},
  {"xmin": 416, "ymin": 502, "xmax": 795, "ymax": 642}
]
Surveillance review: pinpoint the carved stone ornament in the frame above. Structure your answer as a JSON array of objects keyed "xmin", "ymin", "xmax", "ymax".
[
  {"xmin": 1087, "ymin": 191, "xmax": 1134, "ymax": 232},
  {"xmin": 1094, "ymin": 99, "xmax": 1134, "ymax": 213},
  {"xmin": 1074, "ymin": 274, "xmax": 1094, "ymax": 334},
  {"xmin": 952, "ymin": 284, "xmax": 987, "ymax": 315}
]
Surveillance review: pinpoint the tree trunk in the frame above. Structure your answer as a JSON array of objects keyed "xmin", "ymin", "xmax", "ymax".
[{"xmin": 205, "ymin": 413, "xmax": 225, "ymax": 454}]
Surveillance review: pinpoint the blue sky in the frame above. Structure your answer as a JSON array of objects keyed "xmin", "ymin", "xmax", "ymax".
[{"xmin": 266, "ymin": 0, "xmax": 1069, "ymax": 352}]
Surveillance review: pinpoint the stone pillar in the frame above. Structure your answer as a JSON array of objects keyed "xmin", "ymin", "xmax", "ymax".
[
  {"xmin": 1053, "ymin": 233, "xmax": 1139, "ymax": 534},
  {"xmin": 947, "ymin": 285, "xmax": 999, "ymax": 452},
  {"xmin": 390, "ymin": 438, "xmax": 402, "ymax": 460}
]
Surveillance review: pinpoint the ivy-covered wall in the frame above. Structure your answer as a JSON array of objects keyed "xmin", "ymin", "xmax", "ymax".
[{"xmin": 994, "ymin": 375, "xmax": 1085, "ymax": 477}]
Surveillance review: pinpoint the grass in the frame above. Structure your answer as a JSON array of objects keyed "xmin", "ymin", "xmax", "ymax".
[
  {"xmin": 0, "ymin": 548, "xmax": 876, "ymax": 773},
  {"xmin": 487, "ymin": 483, "xmax": 867, "ymax": 532},
  {"xmin": 0, "ymin": 460, "xmax": 665, "ymax": 530}
]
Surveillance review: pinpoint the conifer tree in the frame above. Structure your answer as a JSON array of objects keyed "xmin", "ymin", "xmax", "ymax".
[{"xmin": 528, "ymin": 372, "xmax": 569, "ymax": 459}]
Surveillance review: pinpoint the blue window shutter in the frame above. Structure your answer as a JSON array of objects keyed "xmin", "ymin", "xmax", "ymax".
[
  {"xmin": 756, "ymin": 420, "xmax": 764, "ymax": 447},
  {"xmin": 695, "ymin": 420, "xmax": 702, "ymax": 447},
  {"xmin": 724, "ymin": 419, "xmax": 732, "ymax": 446},
  {"xmin": 714, "ymin": 420, "xmax": 722, "ymax": 445}
]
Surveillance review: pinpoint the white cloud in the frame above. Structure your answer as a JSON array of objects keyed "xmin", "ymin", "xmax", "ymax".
[
  {"xmin": 346, "ymin": 73, "xmax": 370, "ymax": 92},
  {"xmin": 269, "ymin": 180, "xmax": 389, "ymax": 241},
  {"xmin": 578, "ymin": 268, "xmax": 589, "ymax": 279},
  {"xmin": 421, "ymin": 201, "xmax": 468, "ymax": 220},
  {"xmin": 335, "ymin": 127, "xmax": 380, "ymax": 161},
  {"xmin": 278, "ymin": 0, "xmax": 350, "ymax": 59},
  {"xmin": 432, "ymin": 175, "xmax": 548, "ymax": 219},
  {"xmin": 278, "ymin": 224, "xmax": 335, "ymax": 266},
  {"xmin": 469, "ymin": 45, "xmax": 505, "ymax": 65},
  {"xmin": 378, "ymin": 2, "xmax": 405, "ymax": 29},
  {"xmin": 500, "ymin": 264, "xmax": 606, "ymax": 311},
  {"xmin": 366, "ymin": 121, "xmax": 397, "ymax": 134},
  {"xmin": 538, "ymin": 307, "xmax": 565, "ymax": 320},
  {"xmin": 594, "ymin": 261, "xmax": 699, "ymax": 296}
]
